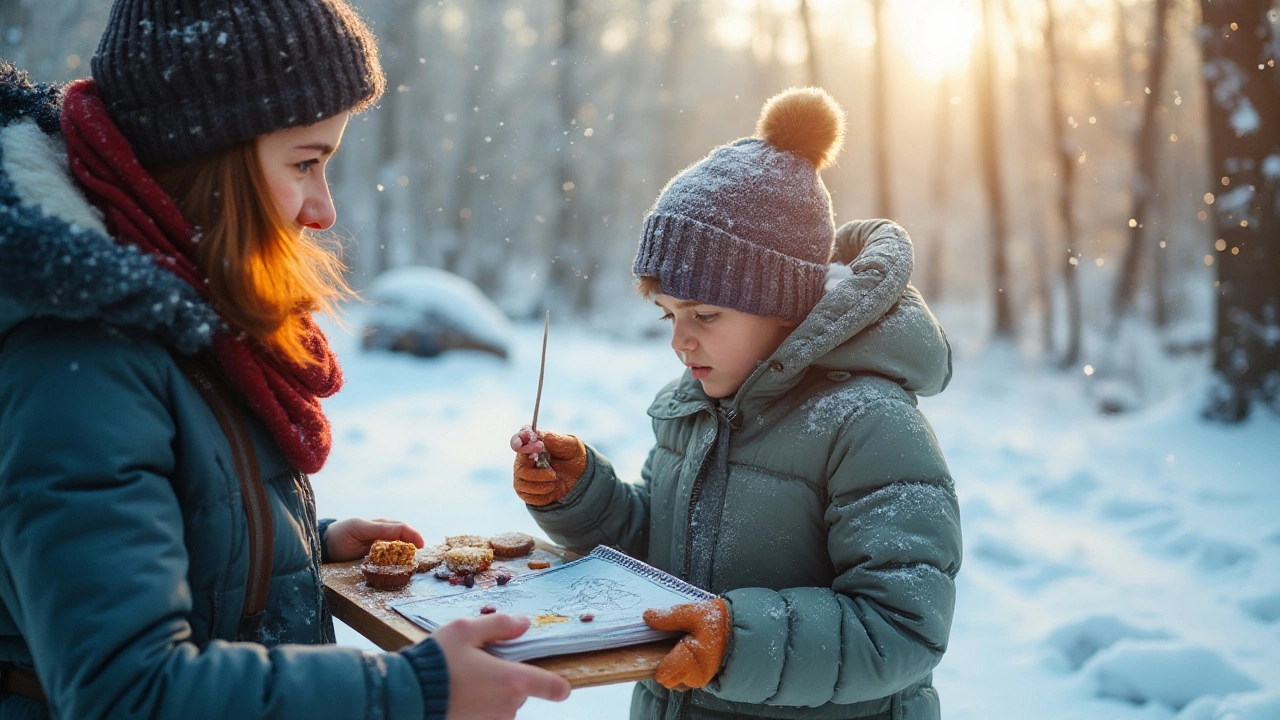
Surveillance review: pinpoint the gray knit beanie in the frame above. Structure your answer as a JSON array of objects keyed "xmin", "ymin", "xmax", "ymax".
[
  {"xmin": 633, "ymin": 87, "xmax": 846, "ymax": 322},
  {"xmin": 91, "ymin": 0, "xmax": 385, "ymax": 166}
]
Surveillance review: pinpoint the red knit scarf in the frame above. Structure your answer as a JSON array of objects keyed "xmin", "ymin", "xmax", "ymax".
[{"xmin": 61, "ymin": 79, "xmax": 342, "ymax": 474}]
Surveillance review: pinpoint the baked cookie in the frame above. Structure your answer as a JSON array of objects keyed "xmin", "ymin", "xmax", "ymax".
[
  {"xmin": 488, "ymin": 532, "xmax": 535, "ymax": 558},
  {"xmin": 444, "ymin": 546, "xmax": 494, "ymax": 574},
  {"xmin": 362, "ymin": 540, "xmax": 417, "ymax": 590},
  {"xmin": 415, "ymin": 544, "xmax": 448, "ymax": 573},
  {"xmin": 444, "ymin": 534, "xmax": 488, "ymax": 549}
]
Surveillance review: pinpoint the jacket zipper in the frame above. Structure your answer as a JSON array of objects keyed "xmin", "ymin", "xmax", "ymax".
[
  {"xmin": 675, "ymin": 406, "xmax": 738, "ymax": 720},
  {"xmin": 681, "ymin": 408, "xmax": 716, "ymax": 582}
]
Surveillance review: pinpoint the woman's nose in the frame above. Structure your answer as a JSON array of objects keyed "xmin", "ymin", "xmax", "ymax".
[{"xmin": 299, "ymin": 179, "xmax": 337, "ymax": 231}]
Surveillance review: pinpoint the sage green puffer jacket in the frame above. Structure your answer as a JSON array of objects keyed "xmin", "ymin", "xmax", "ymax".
[{"xmin": 532, "ymin": 220, "xmax": 962, "ymax": 720}]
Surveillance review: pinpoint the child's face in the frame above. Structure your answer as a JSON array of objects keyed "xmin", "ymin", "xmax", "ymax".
[{"xmin": 654, "ymin": 294, "xmax": 796, "ymax": 399}]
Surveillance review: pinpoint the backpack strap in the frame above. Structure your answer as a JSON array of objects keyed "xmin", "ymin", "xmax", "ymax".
[{"xmin": 173, "ymin": 352, "xmax": 274, "ymax": 643}]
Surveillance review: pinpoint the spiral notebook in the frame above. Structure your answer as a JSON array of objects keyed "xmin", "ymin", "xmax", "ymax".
[{"xmin": 390, "ymin": 546, "xmax": 715, "ymax": 661}]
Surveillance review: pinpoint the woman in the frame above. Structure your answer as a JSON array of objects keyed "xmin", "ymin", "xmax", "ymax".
[{"xmin": 0, "ymin": 1, "xmax": 570, "ymax": 718}]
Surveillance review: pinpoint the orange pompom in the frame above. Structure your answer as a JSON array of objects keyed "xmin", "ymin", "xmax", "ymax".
[{"xmin": 754, "ymin": 87, "xmax": 846, "ymax": 171}]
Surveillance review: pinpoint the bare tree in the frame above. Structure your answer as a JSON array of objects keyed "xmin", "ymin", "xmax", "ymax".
[
  {"xmin": 545, "ymin": 0, "xmax": 590, "ymax": 311},
  {"xmin": 1043, "ymin": 0, "xmax": 1083, "ymax": 366},
  {"xmin": 1113, "ymin": 0, "xmax": 1137, "ymax": 102},
  {"xmin": 922, "ymin": 75, "xmax": 952, "ymax": 303},
  {"xmin": 370, "ymin": 0, "xmax": 417, "ymax": 278},
  {"xmin": 797, "ymin": 0, "xmax": 820, "ymax": 86},
  {"xmin": 870, "ymin": 0, "xmax": 893, "ymax": 219},
  {"xmin": 656, "ymin": 0, "xmax": 698, "ymax": 183},
  {"xmin": 446, "ymin": 0, "xmax": 505, "ymax": 290},
  {"xmin": 1199, "ymin": 0, "xmax": 1280, "ymax": 421},
  {"xmin": 1112, "ymin": 0, "xmax": 1171, "ymax": 326},
  {"xmin": 975, "ymin": 0, "xmax": 1014, "ymax": 337}
]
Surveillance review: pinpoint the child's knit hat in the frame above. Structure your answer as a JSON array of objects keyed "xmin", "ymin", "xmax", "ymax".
[
  {"xmin": 633, "ymin": 87, "xmax": 846, "ymax": 322},
  {"xmin": 91, "ymin": 0, "xmax": 384, "ymax": 166}
]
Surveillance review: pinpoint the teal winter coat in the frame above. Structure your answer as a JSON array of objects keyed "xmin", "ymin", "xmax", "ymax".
[
  {"xmin": 0, "ymin": 66, "xmax": 437, "ymax": 719},
  {"xmin": 531, "ymin": 220, "xmax": 962, "ymax": 720}
]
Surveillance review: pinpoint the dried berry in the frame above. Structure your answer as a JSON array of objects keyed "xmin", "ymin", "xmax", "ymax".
[
  {"xmin": 464, "ymin": 574, "xmax": 475, "ymax": 588},
  {"xmin": 579, "ymin": 614, "xmax": 594, "ymax": 623},
  {"xmin": 496, "ymin": 574, "xmax": 512, "ymax": 586},
  {"xmin": 480, "ymin": 605, "xmax": 497, "ymax": 615},
  {"xmin": 448, "ymin": 574, "xmax": 466, "ymax": 585}
]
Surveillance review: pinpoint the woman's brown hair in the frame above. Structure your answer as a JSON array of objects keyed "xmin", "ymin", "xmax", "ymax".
[{"xmin": 151, "ymin": 141, "xmax": 354, "ymax": 367}]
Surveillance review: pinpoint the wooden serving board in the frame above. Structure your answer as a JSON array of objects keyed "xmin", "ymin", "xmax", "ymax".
[{"xmin": 321, "ymin": 541, "xmax": 674, "ymax": 688}]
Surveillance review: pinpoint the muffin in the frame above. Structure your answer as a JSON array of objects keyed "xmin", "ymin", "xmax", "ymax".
[
  {"xmin": 444, "ymin": 534, "xmax": 488, "ymax": 549},
  {"xmin": 414, "ymin": 544, "xmax": 448, "ymax": 573},
  {"xmin": 444, "ymin": 546, "xmax": 494, "ymax": 574},
  {"xmin": 488, "ymin": 532, "xmax": 535, "ymax": 558},
  {"xmin": 361, "ymin": 540, "xmax": 417, "ymax": 590}
]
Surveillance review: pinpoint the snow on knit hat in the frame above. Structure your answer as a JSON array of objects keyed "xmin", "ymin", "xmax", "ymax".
[
  {"xmin": 633, "ymin": 87, "xmax": 846, "ymax": 322},
  {"xmin": 91, "ymin": 0, "xmax": 385, "ymax": 166}
]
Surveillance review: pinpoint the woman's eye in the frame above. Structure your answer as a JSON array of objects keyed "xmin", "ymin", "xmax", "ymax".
[{"xmin": 295, "ymin": 159, "xmax": 319, "ymax": 174}]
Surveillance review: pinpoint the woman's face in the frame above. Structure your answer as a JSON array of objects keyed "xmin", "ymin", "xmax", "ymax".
[{"xmin": 256, "ymin": 111, "xmax": 351, "ymax": 231}]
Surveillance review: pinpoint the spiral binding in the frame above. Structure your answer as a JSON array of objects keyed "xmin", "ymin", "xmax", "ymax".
[{"xmin": 588, "ymin": 546, "xmax": 717, "ymax": 601}]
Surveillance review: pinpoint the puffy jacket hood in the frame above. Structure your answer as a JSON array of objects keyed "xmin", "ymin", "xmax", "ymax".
[
  {"xmin": 0, "ymin": 62, "xmax": 218, "ymax": 352},
  {"xmin": 803, "ymin": 219, "xmax": 952, "ymax": 395},
  {"xmin": 665, "ymin": 219, "xmax": 952, "ymax": 413}
]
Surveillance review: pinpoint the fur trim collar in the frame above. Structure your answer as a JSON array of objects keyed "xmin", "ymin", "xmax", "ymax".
[{"xmin": 0, "ymin": 62, "xmax": 220, "ymax": 352}]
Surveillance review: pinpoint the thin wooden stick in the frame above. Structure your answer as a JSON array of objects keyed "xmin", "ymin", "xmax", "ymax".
[
  {"xmin": 531, "ymin": 310, "xmax": 549, "ymax": 433},
  {"xmin": 530, "ymin": 311, "xmax": 553, "ymax": 470}
]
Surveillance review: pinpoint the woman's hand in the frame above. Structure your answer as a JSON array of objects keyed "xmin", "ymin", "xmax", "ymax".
[
  {"xmin": 433, "ymin": 614, "xmax": 572, "ymax": 719},
  {"xmin": 324, "ymin": 518, "xmax": 424, "ymax": 562}
]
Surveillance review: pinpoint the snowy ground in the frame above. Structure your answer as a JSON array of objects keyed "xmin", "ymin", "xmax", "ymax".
[{"xmin": 314, "ymin": 304, "xmax": 1280, "ymax": 720}]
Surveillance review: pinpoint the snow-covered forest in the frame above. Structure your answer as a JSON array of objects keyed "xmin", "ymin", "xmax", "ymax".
[{"xmin": 4, "ymin": 0, "xmax": 1278, "ymax": 717}]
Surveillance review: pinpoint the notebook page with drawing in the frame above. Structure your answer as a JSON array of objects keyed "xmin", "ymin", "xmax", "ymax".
[{"xmin": 390, "ymin": 545, "xmax": 715, "ymax": 661}]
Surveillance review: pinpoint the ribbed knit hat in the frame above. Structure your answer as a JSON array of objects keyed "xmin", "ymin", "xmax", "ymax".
[
  {"xmin": 91, "ymin": 0, "xmax": 385, "ymax": 166},
  {"xmin": 633, "ymin": 87, "xmax": 846, "ymax": 322}
]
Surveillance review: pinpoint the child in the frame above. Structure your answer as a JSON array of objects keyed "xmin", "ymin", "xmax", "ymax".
[{"xmin": 511, "ymin": 87, "xmax": 960, "ymax": 720}]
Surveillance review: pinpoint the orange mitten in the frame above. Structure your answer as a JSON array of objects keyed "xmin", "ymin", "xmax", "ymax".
[
  {"xmin": 642, "ymin": 598, "xmax": 730, "ymax": 690},
  {"xmin": 513, "ymin": 431, "xmax": 586, "ymax": 506}
]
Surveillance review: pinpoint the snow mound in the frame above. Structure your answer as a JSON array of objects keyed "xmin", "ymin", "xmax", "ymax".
[
  {"xmin": 1177, "ymin": 691, "xmax": 1280, "ymax": 720},
  {"xmin": 1035, "ymin": 469, "xmax": 1098, "ymax": 508},
  {"xmin": 361, "ymin": 266, "xmax": 512, "ymax": 359},
  {"xmin": 1239, "ymin": 590, "xmax": 1280, "ymax": 624},
  {"xmin": 1045, "ymin": 615, "xmax": 1174, "ymax": 670},
  {"xmin": 1084, "ymin": 640, "xmax": 1259, "ymax": 710}
]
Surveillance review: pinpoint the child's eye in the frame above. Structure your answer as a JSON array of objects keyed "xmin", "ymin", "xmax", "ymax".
[
  {"xmin": 295, "ymin": 159, "xmax": 319, "ymax": 174},
  {"xmin": 658, "ymin": 312, "xmax": 673, "ymax": 322},
  {"xmin": 694, "ymin": 313, "xmax": 717, "ymax": 323}
]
